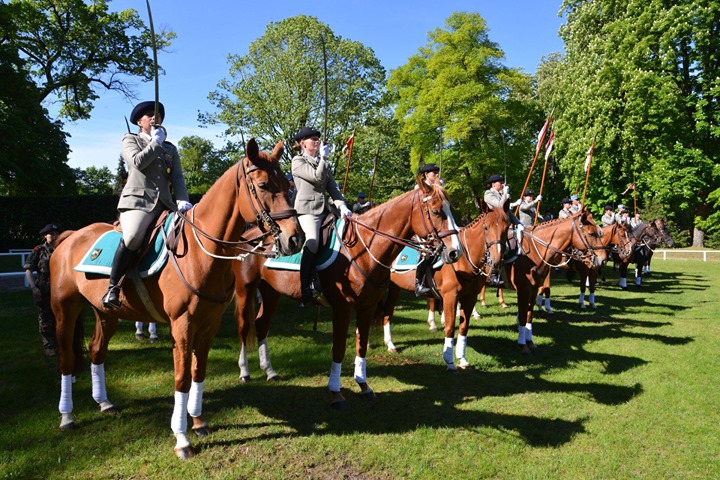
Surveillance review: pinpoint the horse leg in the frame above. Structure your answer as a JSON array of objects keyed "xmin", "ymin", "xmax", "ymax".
[
  {"xmin": 329, "ymin": 305, "xmax": 352, "ymax": 409},
  {"xmin": 635, "ymin": 258, "xmax": 643, "ymax": 286},
  {"xmin": 381, "ymin": 284, "xmax": 401, "ymax": 352},
  {"xmin": 498, "ymin": 287, "xmax": 508, "ymax": 308},
  {"xmin": 442, "ymin": 295, "xmax": 459, "ymax": 371},
  {"xmin": 588, "ymin": 270, "xmax": 597, "ymax": 308},
  {"xmin": 186, "ymin": 317, "xmax": 222, "ymax": 441},
  {"xmin": 479, "ymin": 284, "xmax": 488, "ymax": 307},
  {"xmin": 354, "ymin": 305, "xmax": 376, "ymax": 401},
  {"xmin": 455, "ymin": 293, "xmax": 474, "ymax": 369},
  {"xmin": 55, "ymin": 290, "xmax": 85, "ymax": 430},
  {"xmin": 516, "ymin": 286, "xmax": 531, "ymax": 355},
  {"xmin": 170, "ymin": 314, "xmax": 196, "ymax": 459},
  {"xmin": 579, "ymin": 268, "xmax": 588, "ymax": 309},
  {"xmin": 87, "ymin": 310, "xmax": 119, "ymax": 414},
  {"xmin": 256, "ymin": 285, "xmax": 281, "ymax": 381},
  {"xmin": 524, "ymin": 287, "xmax": 539, "ymax": 352},
  {"xmin": 618, "ymin": 262, "xmax": 628, "ymax": 289},
  {"xmin": 236, "ymin": 277, "xmax": 257, "ymax": 382},
  {"xmin": 427, "ymin": 297, "xmax": 439, "ymax": 331},
  {"xmin": 539, "ymin": 274, "xmax": 553, "ymax": 314}
]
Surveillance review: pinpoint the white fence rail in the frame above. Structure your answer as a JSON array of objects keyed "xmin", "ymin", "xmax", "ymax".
[
  {"xmin": 653, "ymin": 249, "xmax": 720, "ymax": 262},
  {"xmin": 0, "ymin": 250, "xmax": 33, "ymax": 287}
]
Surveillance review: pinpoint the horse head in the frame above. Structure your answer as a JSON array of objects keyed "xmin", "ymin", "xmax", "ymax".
[
  {"xmin": 607, "ymin": 221, "xmax": 635, "ymax": 262},
  {"xmin": 241, "ymin": 139, "xmax": 302, "ymax": 256},
  {"xmin": 571, "ymin": 208, "xmax": 608, "ymax": 269},
  {"xmin": 414, "ymin": 176, "xmax": 463, "ymax": 264},
  {"xmin": 653, "ymin": 218, "xmax": 675, "ymax": 248}
]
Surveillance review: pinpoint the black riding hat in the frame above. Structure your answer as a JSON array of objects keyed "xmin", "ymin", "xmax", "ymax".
[
  {"xmin": 39, "ymin": 223, "xmax": 59, "ymax": 235},
  {"xmin": 487, "ymin": 174, "xmax": 504, "ymax": 184},
  {"xmin": 523, "ymin": 189, "xmax": 534, "ymax": 197},
  {"xmin": 130, "ymin": 101, "xmax": 165, "ymax": 124},
  {"xmin": 419, "ymin": 163, "xmax": 440, "ymax": 174},
  {"xmin": 293, "ymin": 127, "xmax": 321, "ymax": 142},
  {"xmin": 561, "ymin": 197, "xmax": 572, "ymax": 205}
]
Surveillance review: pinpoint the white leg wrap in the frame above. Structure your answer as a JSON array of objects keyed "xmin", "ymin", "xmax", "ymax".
[
  {"xmin": 440, "ymin": 310, "xmax": 446, "ymax": 327},
  {"xmin": 135, "ymin": 321, "xmax": 143, "ymax": 334},
  {"xmin": 171, "ymin": 391, "xmax": 189, "ymax": 435},
  {"xmin": 518, "ymin": 325, "xmax": 527, "ymax": 345},
  {"xmin": 579, "ymin": 292, "xmax": 585, "ymax": 306},
  {"xmin": 456, "ymin": 335, "xmax": 467, "ymax": 360},
  {"xmin": 536, "ymin": 294, "xmax": 543, "ymax": 307},
  {"xmin": 636, "ymin": 276, "xmax": 642, "ymax": 285},
  {"xmin": 383, "ymin": 323, "xmax": 392, "ymax": 345},
  {"xmin": 525, "ymin": 323, "xmax": 533, "ymax": 342},
  {"xmin": 238, "ymin": 343, "xmax": 250, "ymax": 379},
  {"xmin": 544, "ymin": 298, "xmax": 552, "ymax": 313},
  {"xmin": 589, "ymin": 293, "xmax": 596, "ymax": 307},
  {"xmin": 59, "ymin": 374, "xmax": 74, "ymax": 414},
  {"xmin": 91, "ymin": 363, "xmax": 108, "ymax": 404},
  {"xmin": 258, "ymin": 338, "xmax": 278, "ymax": 378},
  {"xmin": 619, "ymin": 277, "xmax": 627, "ymax": 288},
  {"xmin": 187, "ymin": 380, "xmax": 204, "ymax": 418},
  {"xmin": 148, "ymin": 322, "xmax": 157, "ymax": 337},
  {"xmin": 443, "ymin": 337, "xmax": 454, "ymax": 366},
  {"xmin": 175, "ymin": 433, "xmax": 191, "ymax": 451},
  {"xmin": 328, "ymin": 361, "xmax": 342, "ymax": 392},
  {"xmin": 472, "ymin": 307, "xmax": 480, "ymax": 319},
  {"xmin": 353, "ymin": 356, "xmax": 367, "ymax": 384}
]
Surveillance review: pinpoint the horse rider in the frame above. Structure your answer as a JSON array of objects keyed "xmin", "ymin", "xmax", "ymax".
[
  {"xmin": 517, "ymin": 189, "xmax": 543, "ymax": 226},
  {"xmin": 24, "ymin": 223, "xmax": 61, "ymax": 356},
  {"xmin": 352, "ymin": 192, "xmax": 371, "ymax": 214},
  {"xmin": 569, "ymin": 194, "xmax": 583, "ymax": 214},
  {"xmin": 601, "ymin": 205, "xmax": 616, "ymax": 227},
  {"xmin": 102, "ymin": 101, "xmax": 191, "ymax": 309},
  {"xmin": 558, "ymin": 198, "xmax": 573, "ymax": 219},
  {"xmin": 414, "ymin": 163, "xmax": 442, "ymax": 296},
  {"xmin": 615, "ymin": 204, "xmax": 626, "ymax": 224},
  {"xmin": 631, "ymin": 212, "xmax": 644, "ymax": 230},
  {"xmin": 484, "ymin": 173, "xmax": 523, "ymax": 287}
]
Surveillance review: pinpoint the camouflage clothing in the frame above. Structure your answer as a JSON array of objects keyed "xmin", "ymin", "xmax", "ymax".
[{"xmin": 24, "ymin": 242, "xmax": 57, "ymax": 352}]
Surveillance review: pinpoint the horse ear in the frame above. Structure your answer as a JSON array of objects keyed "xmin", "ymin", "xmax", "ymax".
[
  {"xmin": 246, "ymin": 138, "xmax": 259, "ymax": 162},
  {"xmin": 416, "ymin": 174, "xmax": 431, "ymax": 194},
  {"xmin": 270, "ymin": 141, "xmax": 284, "ymax": 162}
]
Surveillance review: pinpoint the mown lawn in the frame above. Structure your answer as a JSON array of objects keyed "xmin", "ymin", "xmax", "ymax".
[{"xmin": 0, "ymin": 259, "xmax": 718, "ymax": 479}]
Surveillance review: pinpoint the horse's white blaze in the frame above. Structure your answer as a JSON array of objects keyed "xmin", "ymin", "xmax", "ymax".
[
  {"xmin": 187, "ymin": 381, "xmax": 204, "ymax": 418},
  {"xmin": 353, "ymin": 356, "xmax": 367, "ymax": 384},
  {"xmin": 328, "ymin": 361, "xmax": 342, "ymax": 392},
  {"xmin": 171, "ymin": 391, "xmax": 189, "ymax": 435},
  {"xmin": 442, "ymin": 200, "xmax": 462, "ymax": 252}
]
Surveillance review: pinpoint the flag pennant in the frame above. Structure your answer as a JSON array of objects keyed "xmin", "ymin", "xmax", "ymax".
[
  {"xmin": 535, "ymin": 116, "xmax": 551, "ymax": 156},
  {"xmin": 342, "ymin": 132, "xmax": 355, "ymax": 155},
  {"xmin": 583, "ymin": 143, "xmax": 594, "ymax": 173},
  {"xmin": 544, "ymin": 129, "xmax": 555, "ymax": 161}
]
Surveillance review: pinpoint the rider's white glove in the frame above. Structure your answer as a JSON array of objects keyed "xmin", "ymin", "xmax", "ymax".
[
  {"xmin": 516, "ymin": 223, "xmax": 525, "ymax": 232},
  {"xmin": 320, "ymin": 143, "xmax": 331, "ymax": 159},
  {"xmin": 151, "ymin": 126, "xmax": 166, "ymax": 144},
  {"xmin": 176, "ymin": 200, "xmax": 193, "ymax": 212},
  {"xmin": 503, "ymin": 184, "xmax": 510, "ymax": 196},
  {"xmin": 536, "ymin": 194, "xmax": 543, "ymax": 202},
  {"xmin": 510, "ymin": 198, "xmax": 521, "ymax": 208},
  {"xmin": 339, "ymin": 204, "xmax": 352, "ymax": 218}
]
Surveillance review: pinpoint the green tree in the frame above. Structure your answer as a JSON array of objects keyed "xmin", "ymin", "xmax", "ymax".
[
  {"xmin": 540, "ymin": 0, "xmax": 720, "ymax": 246},
  {"xmin": 0, "ymin": 38, "xmax": 75, "ymax": 195},
  {"xmin": 113, "ymin": 154, "xmax": 127, "ymax": 195},
  {"xmin": 178, "ymin": 136, "xmax": 232, "ymax": 194},
  {"xmin": 75, "ymin": 165, "xmax": 114, "ymax": 194},
  {"xmin": 205, "ymin": 15, "xmax": 386, "ymax": 169},
  {"xmin": 387, "ymin": 12, "xmax": 542, "ymax": 217},
  {"xmin": 4, "ymin": 0, "xmax": 174, "ymax": 121}
]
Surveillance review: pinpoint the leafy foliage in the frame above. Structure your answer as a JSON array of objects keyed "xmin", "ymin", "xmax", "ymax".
[{"xmin": 178, "ymin": 136, "xmax": 233, "ymax": 194}]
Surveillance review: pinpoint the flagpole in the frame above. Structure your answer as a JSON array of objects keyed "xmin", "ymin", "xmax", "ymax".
[
  {"xmin": 581, "ymin": 140, "xmax": 594, "ymax": 206},
  {"xmin": 534, "ymin": 128, "xmax": 554, "ymax": 225},
  {"xmin": 341, "ymin": 129, "xmax": 355, "ymax": 195},
  {"xmin": 516, "ymin": 112, "xmax": 553, "ymax": 217},
  {"xmin": 368, "ymin": 148, "xmax": 380, "ymax": 204},
  {"xmin": 633, "ymin": 174, "xmax": 637, "ymax": 217}
]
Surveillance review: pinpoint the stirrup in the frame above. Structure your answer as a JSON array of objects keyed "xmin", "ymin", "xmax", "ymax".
[
  {"xmin": 102, "ymin": 286, "xmax": 122, "ymax": 309},
  {"xmin": 415, "ymin": 283, "xmax": 431, "ymax": 297}
]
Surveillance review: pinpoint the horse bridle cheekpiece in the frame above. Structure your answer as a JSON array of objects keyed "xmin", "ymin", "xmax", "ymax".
[{"xmin": 417, "ymin": 189, "xmax": 458, "ymax": 256}]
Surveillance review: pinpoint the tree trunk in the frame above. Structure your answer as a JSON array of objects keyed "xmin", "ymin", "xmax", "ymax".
[{"xmin": 692, "ymin": 227, "xmax": 704, "ymax": 248}]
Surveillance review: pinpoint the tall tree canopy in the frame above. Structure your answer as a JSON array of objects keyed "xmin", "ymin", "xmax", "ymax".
[
  {"xmin": 205, "ymin": 15, "xmax": 386, "ymax": 168},
  {"xmin": 541, "ymin": 0, "xmax": 720, "ymax": 246},
  {"xmin": 387, "ymin": 12, "xmax": 542, "ymax": 217},
  {"xmin": 3, "ymin": 0, "xmax": 174, "ymax": 121},
  {"xmin": 178, "ymin": 136, "xmax": 233, "ymax": 194}
]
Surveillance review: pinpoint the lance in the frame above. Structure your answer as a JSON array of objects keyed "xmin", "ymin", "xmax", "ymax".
[
  {"xmin": 341, "ymin": 129, "xmax": 355, "ymax": 195},
  {"xmin": 124, "ymin": 116, "xmax": 131, "ymax": 134},
  {"xmin": 534, "ymin": 128, "xmax": 554, "ymax": 225},
  {"xmin": 633, "ymin": 174, "xmax": 637, "ymax": 216},
  {"xmin": 145, "ymin": 0, "xmax": 165, "ymax": 135},
  {"xmin": 367, "ymin": 148, "xmax": 380, "ymax": 204},
  {"xmin": 516, "ymin": 111, "xmax": 553, "ymax": 217},
  {"xmin": 581, "ymin": 140, "xmax": 595, "ymax": 206}
]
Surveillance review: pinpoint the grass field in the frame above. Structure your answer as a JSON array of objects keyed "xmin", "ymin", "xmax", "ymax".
[{"xmin": 0, "ymin": 259, "xmax": 718, "ymax": 479}]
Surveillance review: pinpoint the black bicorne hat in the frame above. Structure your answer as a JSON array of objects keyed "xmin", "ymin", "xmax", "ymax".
[
  {"xmin": 130, "ymin": 101, "xmax": 165, "ymax": 124},
  {"xmin": 293, "ymin": 127, "xmax": 321, "ymax": 142},
  {"xmin": 487, "ymin": 174, "xmax": 504, "ymax": 184},
  {"xmin": 419, "ymin": 163, "xmax": 440, "ymax": 174},
  {"xmin": 39, "ymin": 223, "xmax": 59, "ymax": 235}
]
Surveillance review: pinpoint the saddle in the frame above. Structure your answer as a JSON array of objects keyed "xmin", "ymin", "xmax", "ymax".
[
  {"xmin": 264, "ymin": 213, "xmax": 345, "ymax": 271},
  {"xmin": 504, "ymin": 227, "xmax": 520, "ymax": 264}
]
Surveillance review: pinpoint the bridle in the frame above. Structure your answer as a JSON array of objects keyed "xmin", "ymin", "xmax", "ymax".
[
  {"xmin": 461, "ymin": 213, "xmax": 504, "ymax": 277},
  {"xmin": 524, "ymin": 215, "xmax": 602, "ymax": 268}
]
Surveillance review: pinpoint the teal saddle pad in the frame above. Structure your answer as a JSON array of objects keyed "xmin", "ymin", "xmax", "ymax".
[
  {"xmin": 264, "ymin": 218, "xmax": 346, "ymax": 271},
  {"xmin": 73, "ymin": 213, "xmax": 175, "ymax": 278},
  {"xmin": 391, "ymin": 246, "xmax": 421, "ymax": 272}
]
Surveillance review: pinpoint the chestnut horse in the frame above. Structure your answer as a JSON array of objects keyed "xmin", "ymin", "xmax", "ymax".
[
  {"xmin": 506, "ymin": 209, "xmax": 607, "ymax": 353},
  {"xmin": 233, "ymin": 178, "xmax": 462, "ymax": 408},
  {"xmin": 575, "ymin": 221, "xmax": 635, "ymax": 308},
  {"xmin": 379, "ymin": 204, "xmax": 510, "ymax": 370},
  {"xmin": 50, "ymin": 139, "xmax": 301, "ymax": 459}
]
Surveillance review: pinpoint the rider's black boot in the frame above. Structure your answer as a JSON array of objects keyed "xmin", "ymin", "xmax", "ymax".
[
  {"xmin": 415, "ymin": 257, "xmax": 432, "ymax": 297},
  {"xmin": 102, "ymin": 239, "xmax": 137, "ymax": 309}
]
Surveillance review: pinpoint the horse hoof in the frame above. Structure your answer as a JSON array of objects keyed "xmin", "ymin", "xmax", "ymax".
[
  {"xmin": 387, "ymin": 347, "xmax": 397, "ymax": 354},
  {"xmin": 330, "ymin": 399, "xmax": 347, "ymax": 410},
  {"xmin": 135, "ymin": 333, "xmax": 145, "ymax": 341},
  {"xmin": 239, "ymin": 375, "xmax": 251, "ymax": 383},
  {"xmin": 174, "ymin": 446, "xmax": 195, "ymax": 460},
  {"xmin": 359, "ymin": 390, "xmax": 376, "ymax": 401},
  {"xmin": 428, "ymin": 325, "xmax": 438, "ymax": 332},
  {"xmin": 59, "ymin": 422, "xmax": 78, "ymax": 431},
  {"xmin": 501, "ymin": 303, "xmax": 508, "ymax": 309},
  {"xmin": 192, "ymin": 426, "xmax": 210, "ymax": 438},
  {"xmin": 527, "ymin": 342, "xmax": 539, "ymax": 352},
  {"xmin": 519, "ymin": 344, "xmax": 531, "ymax": 355},
  {"xmin": 149, "ymin": 336, "xmax": 159, "ymax": 344},
  {"xmin": 267, "ymin": 374, "xmax": 282, "ymax": 382},
  {"xmin": 101, "ymin": 405, "xmax": 121, "ymax": 416},
  {"xmin": 446, "ymin": 364, "xmax": 459, "ymax": 373},
  {"xmin": 590, "ymin": 303, "xmax": 596, "ymax": 309},
  {"xmin": 580, "ymin": 304, "xmax": 587, "ymax": 310},
  {"xmin": 457, "ymin": 359, "xmax": 471, "ymax": 369}
]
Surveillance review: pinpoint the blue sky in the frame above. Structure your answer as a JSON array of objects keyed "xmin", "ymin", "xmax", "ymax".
[{"xmin": 60, "ymin": 0, "xmax": 565, "ymax": 170}]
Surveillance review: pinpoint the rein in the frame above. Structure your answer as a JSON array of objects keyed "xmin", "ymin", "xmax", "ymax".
[
  {"xmin": 524, "ymin": 216, "xmax": 598, "ymax": 268},
  {"xmin": 460, "ymin": 214, "xmax": 502, "ymax": 277}
]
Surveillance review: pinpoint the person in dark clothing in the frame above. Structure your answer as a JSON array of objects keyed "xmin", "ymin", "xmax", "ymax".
[{"xmin": 24, "ymin": 223, "xmax": 60, "ymax": 356}]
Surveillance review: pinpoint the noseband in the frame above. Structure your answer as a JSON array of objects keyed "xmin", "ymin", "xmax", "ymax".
[{"xmin": 240, "ymin": 161, "xmax": 297, "ymax": 242}]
